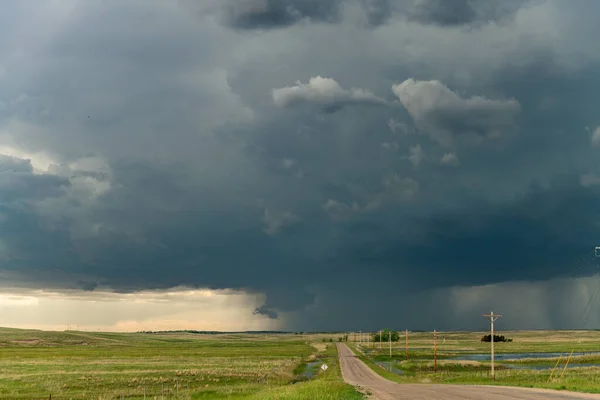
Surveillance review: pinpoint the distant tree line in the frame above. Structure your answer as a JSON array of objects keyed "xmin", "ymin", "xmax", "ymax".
[
  {"xmin": 481, "ymin": 334, "xmax": 512, "ymax": 343},
  {"xmin": 321, "ymin": 335, "xmax": 349, "ymax": 343},
  {"xmin": 372, "ymin": 329, "xmax": 400, "ymax": 342},
  {"xmin": 137, "ymin": 330, "xmax": 292, "ymax": 335},
  {"xmin": 137, "ymin": 330, "xmax": 355, "ymax": 335}
]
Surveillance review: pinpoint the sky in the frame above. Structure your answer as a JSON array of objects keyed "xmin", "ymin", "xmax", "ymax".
[{"xmin": 1, "ymin": 0, "xmax": 600, "ymax": 332}]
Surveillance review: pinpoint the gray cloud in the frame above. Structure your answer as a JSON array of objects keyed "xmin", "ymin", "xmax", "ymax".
[
  {"xmin": 273, "ymin": 76, "xmax": 388, "ymax": 112},
  {"xmin": 0, "ymin": 172, "xmax": 69, "ymax": 204},
  {"xmin": 1, "ymin": 0, "xmax": 600, "ymax": 331},
  {"xmin": 0, "ymin": 155, "xmax": 33, "ymax": 173},
  {"xmin": 262, "ymin": 208, "xmax": 298, "ymax": 235},
  {"xmin": 393, "ymin": 78, "xmax": 521, "ymax": 146},
  {"xmin": 440, "ymin": 152, "xmax": 459, "ymax": 166},
  {"xmin": 408, "ymin": 144, "xmax": 424, "ymax": 167},
  {"xmin": 591, "ymin": 126, "xmax": 600, "ymax": 147}
]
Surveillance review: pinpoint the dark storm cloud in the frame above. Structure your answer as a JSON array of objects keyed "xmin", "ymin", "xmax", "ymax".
[
  {"xmin": 2, "ymin": 0, "xmax": 600, "ymax": 331},
  {"xmin": 405, "ymin": 0, "xmax": 533, "ymax": 27},
  {"xmin": 253, "ymin": 305, "xmax": 279, "ymax": 319},
  {"xmin": 337, "ymin": 177, "xmax": 600, "ymax": 289},
  {"xmin": 222, "ymin": 0, "xmax": 344, "ymax": 29},
  {"xmin": 219, "ymin": 0, "xmax": 533, "ymax": 29}
]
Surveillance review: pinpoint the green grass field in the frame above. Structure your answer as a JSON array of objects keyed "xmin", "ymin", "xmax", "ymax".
[
  {"xmin": 4, "ymin": 328, "xmax": 600, "ymax": 399},
  {"xmin": 0, "ymin": 328, "xmax": 362, "ymax": 400},
  {"xmin": 349, "ymin": 330, "xmax": 600, "ymax": 394}
]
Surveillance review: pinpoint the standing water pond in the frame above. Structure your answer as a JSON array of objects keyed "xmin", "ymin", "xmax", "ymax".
[{"xmin": 449, "ymin": 351, "xmax": 600, "ymax": 361}]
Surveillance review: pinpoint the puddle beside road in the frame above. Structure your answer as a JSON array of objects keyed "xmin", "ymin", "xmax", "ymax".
[
  {"xmin": 504, "ymin": 363, "xmax": 600, "ymax": 371},
  {"xmin": 450, "ymin": 352, "xmax": 600, "ymax": 361},
  {"xmin": 302, "ymin": 360, "xmax": 322, "ymax": 378},
  {"xmin": 374, "ymin": 361, "xmax": 406, "ymax": 375}
]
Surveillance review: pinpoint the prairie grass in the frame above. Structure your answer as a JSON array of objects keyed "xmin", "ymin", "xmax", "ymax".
[{"xmin": 0, "ymin": 328, "xmax": 362, "ymax": 399}]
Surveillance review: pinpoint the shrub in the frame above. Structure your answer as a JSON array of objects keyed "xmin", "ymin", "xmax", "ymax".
[{"xmin": 481, "ymin": 334, "xmax": 512, "ymax": 342}]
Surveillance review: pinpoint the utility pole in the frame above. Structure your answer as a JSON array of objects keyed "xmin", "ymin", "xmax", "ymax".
[
  {"xmin": 433, "ymin": 330, "xmax": 437, "ymax": 372},
  {"xmin": 379, "ymin": 330, "xmax": 382, "ymax": 350},
  {"xmin": 483, "ymin": 311, "xmax": 503, "ymax": 380},
  {"xmin": 389, "ymin": 330, "xmax": 392, "ymax": 357},
  {"xmin": 405, "ymin": 330, "xmax": 409, "ymax": 360}
]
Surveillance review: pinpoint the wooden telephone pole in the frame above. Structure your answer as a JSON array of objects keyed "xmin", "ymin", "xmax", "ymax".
[
  {"xmin": 379, "ymin": 330, "xmax": 382, "ymax": 350},
  {"xmin": 405, "ymin": 330, "xmax": 409, "ymax": 360},
  {"xmin": 433, "ymin": 330, "xmax": 437, "ymax": 372},
  {"xmin": 389, "ymin": 330, "xmax": 392, "ymax": 357},
  {"xmin": 483, "ymin": 311, "xmax": 503, "ymax": 380}
]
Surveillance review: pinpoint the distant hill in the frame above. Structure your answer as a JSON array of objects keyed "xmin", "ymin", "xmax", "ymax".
[{"xmin": 136, "ymin": 330, "xmax": 349, "ymax": 335}]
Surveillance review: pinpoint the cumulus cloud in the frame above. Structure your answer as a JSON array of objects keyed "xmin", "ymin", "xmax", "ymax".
[
  {"xmin": 376, "ymin": 174, "xmax": 419, "ymax": 203},
  {"xmin": 0, "ymin": 154, "xmax": 32, "ymax": 173},
  {"xmin": 440, "ymin": 152, "xmax": 460, "ymax": 166},
  {"xmin": 580, "ymin": 173, "xmax": 600, "ymax": 188},
  {"xmin": 408, "ymin": 144, "xmax": 424, "ymax": 167},
  {"xmin": 392, "ymin": 78, "xmax": 521, "ymax": 146},
  {"xmin": 273, "ymin": 76, "xmax": 388, "ymax": 112},
  {"xmin": 591, "ymin": 127, "xmax": 600, "ymax": 147},
  {"xmin": 323, "ymin": 198, "xmax": 361, "ymax": 220},
  {"xmin": 322, "ymin": 173, "xmax": 419, "ymax": 219},
  {"xmin": 262, "ymin": 208, "xmax": 298, "ymax": 235},
  {"xmin": 0, "ymin": 143, "xmax": 57, "ymax": 174},
  {"xmin": 388, "ymin": 118, "xmax": 411, "ymax": 134}
]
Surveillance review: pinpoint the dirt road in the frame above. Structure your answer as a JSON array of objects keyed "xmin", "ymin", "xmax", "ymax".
[{"xmin": 337, "ymin": 343, "xmax": 600, "ymax": 400}]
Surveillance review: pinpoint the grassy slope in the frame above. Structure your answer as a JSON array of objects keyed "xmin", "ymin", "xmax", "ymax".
[
  {"xmin": 244, "ymin": 344, "xmax": 363, "ymax": 400},
  {"xmin": 349, "ymin": 330, "xmax": 600, "ymax": 394},
  {"xmin": 0, "ymin": 328, "xmax": 362, "ymax": 400}
]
